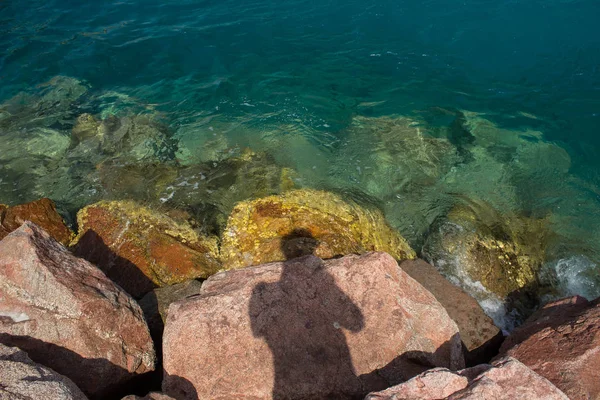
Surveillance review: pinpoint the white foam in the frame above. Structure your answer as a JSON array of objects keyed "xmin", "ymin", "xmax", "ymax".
[{"xmin": 540, "ymin": 256, "xmax": 600, "ymax": 301}]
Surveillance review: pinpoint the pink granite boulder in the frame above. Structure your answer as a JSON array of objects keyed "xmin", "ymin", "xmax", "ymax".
[
  {"xmin": 365, "ymin": 357, "xmax": 568, "ymax": 400},
  {"xmin": 163, "ymin": 252, "xmax": 464, "ymax": 400},
  {"xmin": 0, "ymin": 222, "xmax": 155, "ymax": 399},
  {"xmin": 399, "ymin": 259, "xmax": 503, "ymax": 366},
  {"xmin": 0, "ymin": 343, "xmax": 88, "ymax": 400},
  {"xmin": 499, "ymin": 296, "xmax": 600, "ymax": 400}
]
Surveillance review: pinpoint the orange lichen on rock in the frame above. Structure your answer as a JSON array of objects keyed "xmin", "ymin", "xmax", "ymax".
[
  {"xmin": 221, "ymin": 189, "xmax": 415, "ymax": 269},
  {"xmin": 0, "ymin": 198, "xmax": 73, "ymax": 245},
  {"xmin": 71, "ymin": 200, "xmax": 221, "ymax": 298}
]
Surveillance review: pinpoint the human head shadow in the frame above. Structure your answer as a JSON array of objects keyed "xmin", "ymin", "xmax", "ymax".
[
  {"xmin": 248, "ymin": 231, "xmax": 465, "ymax": 399},
  {"xmin": 249, "ymin": 229, "xmax": 365, "ymax": 399}
]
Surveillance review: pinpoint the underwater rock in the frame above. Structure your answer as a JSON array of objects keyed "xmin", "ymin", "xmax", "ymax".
[
  {"xmin": 101, "ymin": 114, "xmax": 178, "ymax": 162},
  {"xmin": 0, "ymin": 76, "xmax": 89, "ymax": 130},
  {"xmin": 0, "ymin": 198, "xmax": 73, "ymax": 245},
  {"xmin": 164, "ymin": 149, "xmax": 298, "ymax": 232},
  {"xmin": 423, "ymin": 199, "xmax": 548, "ymax": 308},
  {"xmin": 163, "ymin": 252, "xmax": 463, "ymax": 400},
  {"xmin": 399, "ymin": 259, "xmax": 503, "ymax": 366},
  {"xmin": 0, "ymin": 343, "xmax": 89, "ymax": 400},
  {"xmin": 96, "ymin": 159, "xmax": 179, "ymax": 203},
  {"xmin": 72, "ymin": 200, "xmax": 221, "ymax": 298},
  {"xmin": 0, "ymin": 222, "xmax": 155, "ymax": 398},
  {"xmin": 339, "ymin": 116, "xmax": 460, "ymax": 192},
  {"xmin": 365, "ymin": 357, "xmax": 568, "ymax": 400},
  {"xmin": 174, "ymin": 123, "xmax": 231, "ymax": 165},
  {"xmin": 72, "ymin": 113, "xmax": 101, "ymax": 142},
  {"xmin": 0, "ymin": 127, "xmax": 70, "ymax": 163},
  {"xmin": 220, "ymin": 189, "xmax": 415, "ymax": 269},
  {"xmin": 499, "ymin": 296, "xmax": 600, "ymax": 400},
  {"xmin": 70, "ymin": 113, "xmax": 178, "ymax": 163},
  {"xmin": 331, "ymin": 116, "xmax": 461, "ymax": 245}
]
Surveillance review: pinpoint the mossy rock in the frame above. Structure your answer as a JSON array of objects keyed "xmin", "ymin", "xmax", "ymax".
[
  {"xmin": 221, "ymin": 189, "xmax": 415, "ymax": 269},
  {"xmin": 71, "ymin": 200, "xmax": 221, "ymax": 298}
]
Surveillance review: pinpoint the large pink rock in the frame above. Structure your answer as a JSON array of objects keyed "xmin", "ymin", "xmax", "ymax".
[
  {"xmin": 0, "ymin": 343, "xmax": 88, "ymax": 400},
  {"xmin": 365, "ymin": 357, "xmax": 568, "ymax": 400},
  {"xmin": 499, "ymin": 296, "xmax": 600, "ymax": 400},
  {"xmin": 399, "ymin": 259, "xmax": 503, "ymax": 366},
  {"xmin": 163, "ymin": 252, "xmax": 464, "ymax": 400},
  {"xmin": 0, "ymin": 222, "xmax": 156, "ymax": 399}
]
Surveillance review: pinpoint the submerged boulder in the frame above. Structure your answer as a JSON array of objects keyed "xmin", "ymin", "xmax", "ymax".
[
  {"xmin": 498, "ymin": 296, "xmax": 600, "ymax": 400},
  {"xmin": 399, "ymin": 259, "xmax": 503, "ymax": 366},
  {"xmin": 0, "ymin": 198, "xmax": 73, "ymax": 245},
  {"xmin": 95, "ymin": 159, "xmax": 179, "ymax": 203},
  {"xmin": 163, "ymin": 252, "xmax": 463, "ymax": 400},
  {"xmin": 0, "ymin": 76, "xmax": 89, "ymax": 131},
  {"xmin": 221, "ymin": 189, "xmax": 415, "ymax": 269},
  {"xmin": 0, "ymin": 343, "xmax": 88, "ymax": 400},
  {"xmin": 72, "ymin": 200, "xmax": 221, "ymax": 298},
  {"xmin": 0, "ymin": 222, "xmax": 155, "ymax": 398},
  {"xmin": 365, "ymin": 357, "xmax": 568, "ymax": 400},
  {"xmin": 164, "ymin": 149, "xmax": 298, "ymax": 229},
  {"xmin": 71, "ymin": 113, "xmax": 178, "ymax": 162},
  {"xmin": 331, "ymin": 115, "xmax": 462, "ymax": 246},
  {"xmin": 423, "ymin": 199, "xmax": 548, "ymax": 313}
]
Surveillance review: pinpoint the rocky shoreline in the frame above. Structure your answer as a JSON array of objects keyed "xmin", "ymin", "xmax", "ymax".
[{"xmin": 0, "ymin": 196, "xmax": 598, "ymax": 399}]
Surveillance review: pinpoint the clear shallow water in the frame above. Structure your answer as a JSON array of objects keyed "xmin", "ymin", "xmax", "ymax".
[{"xmin": 1, "ymin": 0, "xmax": 600, "ymax": 327}]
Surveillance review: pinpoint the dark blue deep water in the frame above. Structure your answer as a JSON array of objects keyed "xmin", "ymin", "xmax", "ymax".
[{"xmin": 1, "ymin": 0, "xmax": 599, "ymax": 327}]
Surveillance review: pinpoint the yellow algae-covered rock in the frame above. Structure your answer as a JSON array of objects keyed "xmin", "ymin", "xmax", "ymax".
[
  {"xmin": 221, "ymin": 189, "xmax": 415, "ymax": 269},
  {"xmin": 424, "ymin": 199, "xmax": 549, "ymax": 300},
  {"xmin": 72, "ymin": 200, "xmax": 221, "ymax": 298}
]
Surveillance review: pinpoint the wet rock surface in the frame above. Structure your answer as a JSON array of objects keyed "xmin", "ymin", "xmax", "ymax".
[
  {"xmin": 424, "ymin": 200, "xmax": 548, "ymax": 299},
  {"xmin": 0, "ymin": 222, "xmax": 155, "ymax": 398},
  {"xmin": 365, "ymin": 356, "xmax": 568, "ymax": 400},
  {"xmin": 221, "ymin": 189, "xmax": 416, "ymax": 269},
  {"xmin": 399, "ymin": 259, "xmax": 503, "ymax": 366},
  {"xmin": 0, "ymin": 198, "xmax": 73, "ymax": 245},
  {"xmin": 72, "ymin": 200, "xmax": 220, "ymax": 298},
  {"xmin": 423, "ymin": 199, "xmax": 550, "ymax": 330},
  {"xmin": 163, "ymin": 252, "xmax": 463, "ymax": 400},
  {"xmin": 0, "ymin": 343, "xmax": 89, "ymax": 400},
  {"xmin": 499, "ymin": 296, "xmax": 600, "ymax": 400}
]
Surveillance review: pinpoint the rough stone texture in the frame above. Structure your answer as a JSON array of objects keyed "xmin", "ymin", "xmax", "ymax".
[
  {"xmin": 72, "ymin": 200, "xmax": 221, "ymax": 298},
  {"xmin": 365, "ymin": 357, "xmax": 568, "ymax": 400},
  {"xmin": 139, "ymin": 280, "xmax": 204, "ymax": 340},
  {"xmin": 221, "ymin": 189, "xmax": 416, "ymax": 269},
  {"xmin": 399, "ymin": 259, "xmax": 503, "ymax": 366},
  {"xmin": 0, "ymin": 343, "xmax": 88, "ymax": 400},
  {"xmin": 499, "ymin": 296, "xmax": 600, "ymax": 400},
  {"xmin": 0, "ymin": 222, "xmax": 156, "ymax": 398},
  {"xmin": 423, "ymin": 200, "xmax": 548, "ymax": 299},
  {"xmin": 121, "ymin": 393, "xmax": 175, "ymax": 400},
  {"xmin": 0, "ymin": 198, "xmax": 73, "ymax": 245},
  {"xmin": 163, "ymin": 252, "xmax": 463, "ymax": 400}
]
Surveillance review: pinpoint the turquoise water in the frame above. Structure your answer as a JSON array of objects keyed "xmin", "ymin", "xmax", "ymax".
[{"xmin": 1, "ymin": 0, "xmax": 600, "ymax": 327}]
